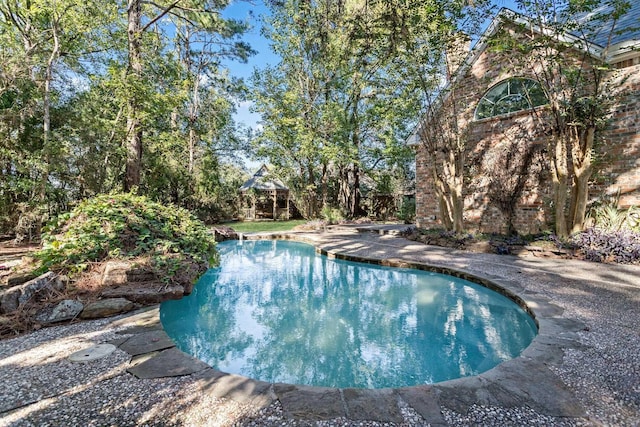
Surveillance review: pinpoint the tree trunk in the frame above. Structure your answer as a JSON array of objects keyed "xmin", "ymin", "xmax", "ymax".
[
  {"xmin": 451, "ymin": 177, "xmax": 464, "ymax": 234},
  {"xmin": 41, "ymin": 17, "xmax": 61, "ymax": 202},
  {"xmin": 553, "ymin": 177, "xmax": 569, "ymax": 237},
  {"xmin": 351, "ymin": 163, "xmax": 361, "ymax": 217},
  {"xmin": 321, "ymin": 162, "xmax": 328, "ymax": 209},
  {"xmin": 188, "ymin": 127, "xmax": 196, "ymax": 174},
  {"xmin": 451, "ymin": 136, "xmax": 465, "ymax": 234},
  {"xmin": 550, "ymin": 135, "xmax": 569, "ymax": 237},
  {"xmin": 423, "ymin": 125, "xmax": 465, "ymax": 233},
  {"xmin": 338, "ymin": 166, "xmax": 350, "ymax": 212},
  {"xmin": 570, "ymin": 172, "xmax": 591, "ymax": 234},
  {"xmin": 438, "ymin": 195, "xmax": 453, "ymax": 230},
  {"xmin": 307, "ymin": 161, "xmax": 317, "ymax": 217},
  {"xmin": 569, "ymin": 126, "xmax": 595, "ymax": 234},
  {"xmin": 125, "ymin": 0, "xmax": 143, "ymax": 191},
  {"xmin": 432, "ymin": 169, "xmax": 453, "ymax": 230},
  {"xmin": 185, "ymin": 27, "xmax": 199, "ymax": 176}
]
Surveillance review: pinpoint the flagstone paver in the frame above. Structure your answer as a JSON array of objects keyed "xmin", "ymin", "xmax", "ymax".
[{"xmin": 127, "ymin": 347, "xmax": 210, "ymax": 379}]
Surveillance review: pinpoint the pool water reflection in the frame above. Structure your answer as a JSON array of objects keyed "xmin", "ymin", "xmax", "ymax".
[{"xmin": 160, "ymin": 240, "xmax": 537, "ymax": 388}]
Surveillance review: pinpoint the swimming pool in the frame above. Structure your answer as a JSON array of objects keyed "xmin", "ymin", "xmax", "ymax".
[{"xmin": 160, "ymin": 239, "xmax": 537, "ymax": 388}]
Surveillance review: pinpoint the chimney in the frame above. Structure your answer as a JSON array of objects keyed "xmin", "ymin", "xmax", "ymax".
[{"xmin": 446, "ymin": 32, "xmax": 471, "ymax": 81}]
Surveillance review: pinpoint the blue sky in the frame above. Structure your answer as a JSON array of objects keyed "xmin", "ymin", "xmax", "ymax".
[{"xmin": 222, "ymin": 1, "xmax": 274, "ymax": 133}]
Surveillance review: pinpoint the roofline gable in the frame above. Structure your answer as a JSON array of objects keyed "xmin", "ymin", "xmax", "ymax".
[
  {"xmin": 450, "ymin": 7, "xmax": 610, "ymax": 93},
  {"xmin": 239, "ymin": 163, "xmax": 289, "ymax": 192},
  {"xmin": 407, "ymin": 5, "xmax": 639, "ymax": 146}
]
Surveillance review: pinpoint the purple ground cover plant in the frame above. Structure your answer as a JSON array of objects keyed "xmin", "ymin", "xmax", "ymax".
[{"xmin": 571, "ymin": 228, "xmax": 640, "ymax": 264}]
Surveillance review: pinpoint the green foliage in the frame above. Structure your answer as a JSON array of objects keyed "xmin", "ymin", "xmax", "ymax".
[
  {"xmin": 0, "ymin": 0, "xmax": 121, "ymax": 234},
  {"xmin": 397, "ymin": 197, "xmax": 416, "ymax": 224},
  {"xmin": 252, "ymin": 0, "xmax": 482, "ymax": 218},
  {"xmin": 587, "ymin": 202, "xmax": 640, "ymax": 232},
  {"xmin": 0, "ymin": 1, "xmax": 252, "ymax": 236},
  {"xmin": 189, "ymin": 162, "xmax": 248, "ymax": 223},
  {"xmin": 35, "ymin": 193, "xmax": 217, "ymax": 275},
  {"xmin": 321, "ymin": 206, "xmax": 345, "ymax": 225}
]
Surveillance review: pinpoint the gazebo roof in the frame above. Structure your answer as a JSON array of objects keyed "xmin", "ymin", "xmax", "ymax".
[{"xmin": 239, "ymin": 164, "xmax": 289, "ymax": 192}]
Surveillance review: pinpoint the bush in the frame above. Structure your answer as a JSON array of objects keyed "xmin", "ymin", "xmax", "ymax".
[
  {"xmin": 571, "ymin": 228, "xmax": 640, "ymax": 264},
  {"xmin": 35, "ymin": 193, "xmax": 217, "ymax": 275},
  {"xmin": 586, "ymin": 198, "xmax": 639, "ymax": 232},
  {"xmin": 397, "ymin": 197, "xmax": 416, "ymax": 224},
  {"xmin": 321, "ymin": 206, "xmax": 344, "ymax": 225}
]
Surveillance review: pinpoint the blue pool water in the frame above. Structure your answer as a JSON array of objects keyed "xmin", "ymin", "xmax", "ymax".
[{"xmin": 160, "ymin": 240, "xmax": 537, "ymax": 388}]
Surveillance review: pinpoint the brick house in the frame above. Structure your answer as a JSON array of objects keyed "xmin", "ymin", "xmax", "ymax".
[{"xmin": 412, "ymin": 6, "xmax": 640, "ymax": 234}]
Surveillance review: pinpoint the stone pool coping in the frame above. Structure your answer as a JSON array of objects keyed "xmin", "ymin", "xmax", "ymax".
[{"xmin": 109, "ymin": 228, "xmax": 591, "ymax": 424}]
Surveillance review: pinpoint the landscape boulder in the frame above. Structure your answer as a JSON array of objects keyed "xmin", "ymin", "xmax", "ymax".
[
  {"xmin": 102, "ymin": 261, "xmax": 156, "ymax": 287},
  {"xmin": 5, "ymin": 272, "xmax": 38, "ymax": 288},
  {"xmin": 212, "ymin": 226, "xmax": 238, "ymax": 242},
  {"xmin": 97, "ymin": 256, "xmax": 204, "ymax": 306},
  {"xmin": 0, "ymin": 272, "xmax": 64, "ymax": 314},
  {"xmin": 80, "ymin": 297, "xmax": 135, "ymax": 319},
  {"xmin": 101, "ymin": 283, "xmax": 185, "ymax": 304},
  {"xmin": 35, "ymin": 299, "xmax": 84, "ymax": 324}
]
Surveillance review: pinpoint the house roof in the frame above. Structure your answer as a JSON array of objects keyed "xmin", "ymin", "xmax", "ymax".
[
  {"xmin": 239, "ymin": 164, "xmax": 289, "ymax": 192},
  {"xmin": 455, "ymin": 4, "xmax": 640, "ymax": 89},
  {"xmin": 580, "ymin": 2, "xmax": 640, "ymax": 47}
]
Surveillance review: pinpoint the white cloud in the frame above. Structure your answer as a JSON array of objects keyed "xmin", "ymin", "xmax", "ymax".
[{"xmin": 237, "ymin": 100, "xmax": 254, "ymax": 109}]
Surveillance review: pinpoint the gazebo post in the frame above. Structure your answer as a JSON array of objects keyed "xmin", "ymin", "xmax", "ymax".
[
  {"xmin": 251, "ymin": 194, "xmax": 256, "ymax": 220},
  {"xmin": 286, "ymin": 194, "xmax": 290, "ymax": 220},
  {"xmin": 272, "ymin": 190, "xmax": 277, "ymax": 220}
]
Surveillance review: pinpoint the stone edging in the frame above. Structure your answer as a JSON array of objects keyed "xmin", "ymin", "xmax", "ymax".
[{"xmin": 109, "ymin": 233, "xmax": 587, "ymax": 424}]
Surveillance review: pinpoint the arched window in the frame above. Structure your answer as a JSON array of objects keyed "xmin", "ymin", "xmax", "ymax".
[{"xmin": 475, "ymin": 78, "xmax": 547, "ymax": 120}]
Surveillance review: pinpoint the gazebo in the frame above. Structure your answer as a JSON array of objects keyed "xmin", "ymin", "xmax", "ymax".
[{"xmin": 239, "ymin": 165, "xmax": 290, "ymax": 220}]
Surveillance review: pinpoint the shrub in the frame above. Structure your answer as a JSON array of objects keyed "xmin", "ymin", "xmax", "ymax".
[
  {"xmin": 571, "ymin": 228, "xmax": 640, "ymax": 264},
  {"xmin": 586, "ymin": 195, "xmax": 639, "ymax": 232},
  {"xmin": 35, "ymin": 193, "xmax": 217, "ymax": 275},
  {"xmin": 397, "ymin": 197, "xmax": 416, "ymax": 224},
  {"xmin": 321, "ymin": 206, "xmax": 344, "ymax": 225}
]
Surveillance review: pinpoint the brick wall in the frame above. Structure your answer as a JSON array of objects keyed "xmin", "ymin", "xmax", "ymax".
[
  {"xmin": 415, "ymin": 33, "xmax": 640, "ymax": 234},
  {"xmin": 414, "ymin": 147, "xmax": 440, "ymax": 227},
  {"xmin": 596, "ymin": 64, "xmax": 640, "ymax": 207}
]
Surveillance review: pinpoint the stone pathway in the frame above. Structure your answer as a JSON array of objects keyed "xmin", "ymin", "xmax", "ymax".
[{"xmin": 1, "ymin": 228, "xmax": 639, "ymax": 426}]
